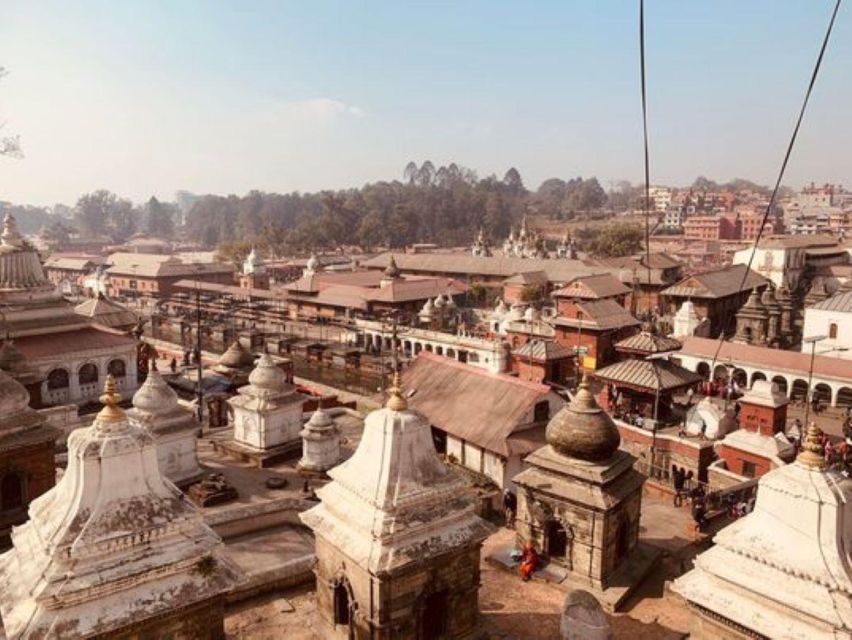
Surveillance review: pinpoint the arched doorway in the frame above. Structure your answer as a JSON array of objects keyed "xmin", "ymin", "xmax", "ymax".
[
  {"xmin": 837, "ymin": 387, "xmax": 852, "ymax": 408},
  {"xmin": 813, "ymin": 383, "xmax": 832, "ymax": 405},
  {"xmin": 750, "ymin": 371, "xmax": 766, "ymax": 387},
  {"xmin": 435, "ymin": 346, "xmax": 443, "ymax": 356},
  {"xmin": 0, "ymin": 473, "xmax": 24, "ymax": 511},
  {"xmin": 713, "ymin": 365, "xmax": 729, "ymax": 383},
  {"xmin": 544, "ymin": 520, "xmax": 568, "ymax": 559},
  {"xmin": 791, "ymin": 379, "xmax": 809, "ymax": 404},
  {"xmin": 696, "ymin": 362, "xmax": 710, "ymax": 380},
  {"xmin": 772, "ymin": 376, "xmax": 788, "ymax": 395},
  {"xmin": 732, "ymin": 369, "xmax": 747, "ymax": 387}
]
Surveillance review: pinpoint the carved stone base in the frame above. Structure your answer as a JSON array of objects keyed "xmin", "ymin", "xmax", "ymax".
[
  {"xmin": 187, "ymin": 473, "xmax": 239, "ymax": 508},
  {"xmin": 211, "ymin": 438, "xmax": 301, "ymax": 468}
]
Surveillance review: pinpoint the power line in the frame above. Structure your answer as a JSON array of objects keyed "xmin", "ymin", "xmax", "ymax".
[
  {"xmin": 639, "ymin": 0, "xmax": 653, "ymax": 315},
  {"xmin": 704, "ymin": 0, "xmax": 842, "ymax": 372}
]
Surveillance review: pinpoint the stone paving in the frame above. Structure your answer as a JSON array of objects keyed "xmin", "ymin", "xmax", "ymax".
[{"xmin": 224, "ymin": 493, "xmax": 696, "ymax": 639}]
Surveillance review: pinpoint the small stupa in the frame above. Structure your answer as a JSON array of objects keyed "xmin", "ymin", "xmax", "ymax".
[
  {"xmin": 128, "ymin": 363, "xmax": 204, "ymax": 487},
  {"xmin": 0, "ymin": 375, "xmax": 240, "ymax": 639},
  {"xmin": 300, "ymin": 371, "xmax": 493, "ymax": 638},
  {"xmin": 297, "ymin": 404, "xmax": 340, "ymax": 476}
]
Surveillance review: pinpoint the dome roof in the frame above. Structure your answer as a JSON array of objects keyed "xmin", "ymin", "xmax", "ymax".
[
  {"xmin": 248, "ymin": 353, "xmax": 286, "ymax": 391},
  {"xmin": 306, "ymin": 406, "xmax": 334, "ymax": 430},
  {"xmin": 132, "ymin": 370, "xmax": 179, "ymax": 415},
  {"xmin": 545, "ymin": 375, "xmax": 620, "ymax": 462},
  {"xmin": 0, "ymin": 368, "xmax": 30, "ymax": 417},
  {"xmin": 433, "ymin": 294, "xmax": 446, "ymax": 308},
  {"xmin": 420, "ymin": 298, "xmax": 434, "ymax": 316},
  {"xmin": 218, "ymin": 341, "xmax": 255, "ymax": 369}
]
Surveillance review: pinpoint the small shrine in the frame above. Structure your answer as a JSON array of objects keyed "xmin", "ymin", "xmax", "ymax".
[
  {"xmin": 219, "ymin": 353, "xmax": 305, "ymax": 466},
  {"xmin": 513, "ymin": 375, "xmax": 656, "ymax": 611},
  {"xmin": 0, "ymin": 376, "xmax": 239, "ymax": 639},
  {"xmin": 297, "ymin": 405, "xmax": 340, "ymax": 476},
  {"xmin": 127, "ymin": 365, "xmax": 204, "ymax": 487},
  {"xmin": 300, "ymin": 373, "xmax": 492, "ymax": 639},
  {"xmin": 673, "ymin": 423, "xmax": 852, "ymax": 639},
  {"xmin": 212, "ymin": 339, "xmax": 256, "ymax": 386}
]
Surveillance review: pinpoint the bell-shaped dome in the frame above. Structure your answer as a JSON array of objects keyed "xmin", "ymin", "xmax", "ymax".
[
  {"xmin": 420, "ymin": 297, "xmax": 434, "ymax": 317},
  {"xmin": 306, "ymin": 406, "xmax": 334, "ymax": 431},
  {"xmin": 545, "ymin": 375, "xmax": 620, "ymax": 462},
  {"xmin": 218, "ymin": 340, "xmax": 255, "ymax": 370},
  {"xmin": 433, "ymin": 294, "xmax": 447, "ymax": 309},
  {"xmin": 248, "ymin": 353, "xmax": 286, "ymax": 391},
  {"xmin": 0, "ymin": 368, "xmax": 30, "ymax": 418},
  {"xmin": 132, "ymin": 370, "xmax": 179, "ymax": 415}
]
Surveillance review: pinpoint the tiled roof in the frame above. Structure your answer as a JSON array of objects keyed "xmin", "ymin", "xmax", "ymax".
[
  {"xmin": 367, "ymin": 278, "xmax": 467, "ymax": 303},
  {"xmin": 74, "ymin": 297, "xmax": 138, "ymax": 328},
  {"xmin": 171, "ymin": 279, "xmax": 285, "ymax": 300},
  {"xmin": 14, "ymin": 326, "xmax": 137, "ymax": 359},
  {"xmin": 552, "ymin": 273, "xmax": 631, "ymax": 299},
  {"xmin": 361, "ymin": 252, "xmax": 614, "ymax": 283},
  {"xmin": 661, "ymin": 264, "xmax": 768, "ymax": 299},
  {"xmin": 401, "ymin": 353, "xmax": 559, "ymax": 456},
  {"xmin": 106, "ymin": 253, "xmax": 234, "ymax": 278},
  {"xmin": 615, "ymin": 332, "xmax": 682, "ymax": 355},
  {"xmin": 43, "ymin": 257, "xmax": 98, "ymax": 271},
  {"xmin": 811, "ymin": 290, "xmax": 852, "ymax": 313},
  {"xmin": 680, "ymin": 336, "xmax": 852, "ymax": 382},
  {"xmin": 757, "ymin": 234, "xmax": 838, "ymax": 249},
  {"xmin": 551, "ymin": 299, "xmax": 640, "ymax": 331},
  {"xmin": 594, "ymin": 358, "xmax": 703, "ymax": 392},
  {"xmin": 514, "ymin": 339, "xmax": 575, "ymax": 361},
  {"xmin": 503, "ymin": 270, "xmax": 549, "ymax": 286}
]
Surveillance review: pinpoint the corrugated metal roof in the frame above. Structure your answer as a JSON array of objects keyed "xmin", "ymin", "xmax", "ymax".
[
  {"xmin": 811, "ymin": 290, "xmax": 852, "ymax": 313},
  {"xmin": 514, "ymin": 339, "xmax": 575, "ymax": 361},
  {"xmin": 552, "ymin": 273, "xmax": 631, "ymax": 299},
  {"xmin": 14, "ymin": 326, "xmax": 137, "ymax": 359},
  {"xmin": 401, "ymin": 352, "xmax": 561, "ymax": 456},
  {"xmin": 551, "ymin": 299, "xmax": 640, "ymax": 331},
  {"xmin": 594, "ymin": 358, "xmax": 703, "ymax": 392}
]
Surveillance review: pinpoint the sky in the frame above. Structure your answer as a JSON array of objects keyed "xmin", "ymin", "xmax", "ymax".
[{"xmin": 1, "ymin": 1, "xmax": 850, "ymax": 206}]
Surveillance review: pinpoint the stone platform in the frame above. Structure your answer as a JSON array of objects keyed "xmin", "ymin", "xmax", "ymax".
[
  {"xmin": 210, "ymin": 437, "xmax": 302, "ymax": 468},
  {"xmin": 487, "ymin": 541, "xmax": 661, "ymax": 612}
]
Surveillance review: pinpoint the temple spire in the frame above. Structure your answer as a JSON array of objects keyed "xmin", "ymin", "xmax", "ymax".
[
  {"xmin": 95, "ymin": 374, "xmax": 126, "ymax": 426},
  {"xmin": 796, "ymin": 422, "xmax": 826, "ymax": 470}
]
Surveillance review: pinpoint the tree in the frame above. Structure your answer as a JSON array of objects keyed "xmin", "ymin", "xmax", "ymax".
[
  {"xmin": 503, "ymin": 167, "xmax": 525, "ymax": 194},
  {"xmin": 0, "ymin": 67, "xmax": 22, "ymax": 158},
  {"xmin": 74, "ymin": 190, "xmax": 137, "ymax": 241},
  {"xmin": 403, "ymin": 161, "xmax": 418, "ymax": 185},
  {"xmin": 146, "ymin": 196, "xmax": 174, "ymax": 237},
  {"xmin": 417, "ymin": 160, "xmax": 436, "ymax": 187},
  {"xmin": 585, "ymin": 224, "xmax": 644, "ymax": 258}
]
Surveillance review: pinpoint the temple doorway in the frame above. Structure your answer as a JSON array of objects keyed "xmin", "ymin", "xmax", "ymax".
[
  {"xmin": 333, "ymin": 582, "xmax": 350, "ymax": 626},
  {"xmin": 544, "ymin": 520, "xmax": 567, "ymax": 558},
  {"xmin": 421, "ymin": 590, "xmax": 449, "ymax": 640}
]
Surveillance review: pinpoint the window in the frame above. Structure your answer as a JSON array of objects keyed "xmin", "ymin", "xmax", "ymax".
[
  {"xmin": 129, "ymin": 279, "xmax": 138, "ymax": 290},
  {"xmin": 742, "ymin": 461, "xmax": 757, "ymax": 478},
  {"xmin": 829, "ymin": 323, "xmax": 838, "ymax": 339},
  {"xmin": 78, "ymin": 363, "xmax": 99, "ymax": 385},
  {"xmin": 107, "ymin": 359, "xmax": 126, "ymax": 378}
]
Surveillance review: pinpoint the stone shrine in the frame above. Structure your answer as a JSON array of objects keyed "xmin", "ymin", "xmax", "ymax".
[
  {"xmin": 222, "ymin": 353, "xmax": 304, "ymax": 466},
  {"xmin": 0, "ymin": 376, "xmax": 239, "ymax": 639},
  {"xmin": 297, "ymin": 405, "xmax": 341, "ymax": 476},
  {"xmin": 300, "ymin": 374, "xmax": 493, "ymax": 639},
  {"xmin": 673, "ymin": 423, "xmax": 852, "ymax": 639},
  {"xmin": 0, "ymin": 368, "xmax": 59, "ymax": 546},
  {"xmin": 513, "ymin": 375, "xmax": 654, "ymax": 611},
  {"xmin": 127, "ymin": 366, "xmax": 204, "ymax": 487}
]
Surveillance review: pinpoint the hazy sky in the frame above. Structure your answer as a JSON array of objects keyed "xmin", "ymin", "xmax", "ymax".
[{"xmin": 1, "ymin": 1, "xmax": 850, "ymax": 206}]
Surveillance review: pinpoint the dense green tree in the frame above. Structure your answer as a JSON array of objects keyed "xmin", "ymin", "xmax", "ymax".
[
  {"xmin": 74, "ymin": 190, "xmax": 137, "ymax": 241},
  {"xmin": 584, "ymin": 223, "xmax": 645, "ymax": 258},
  {"xmin": 145, "ymin": 196, "xmax": 174, "ymax": 237}
]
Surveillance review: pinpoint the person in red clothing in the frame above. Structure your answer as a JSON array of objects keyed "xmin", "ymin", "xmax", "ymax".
[{"xmin": 519, "ymin": 543, "xmax": 539, "ymax": 582}]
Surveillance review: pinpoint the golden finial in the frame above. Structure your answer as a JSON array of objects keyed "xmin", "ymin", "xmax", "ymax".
[
  {"xmin": 796, "ymin": 422, "xmax": 827, "ymax": 470},
  {"xmin": 96, "ymin": 374, "xmax": 126, "ymax": 424},
  {"xmin": 386, "ymin": 371, "xmax": 408, "ymax": 411}
]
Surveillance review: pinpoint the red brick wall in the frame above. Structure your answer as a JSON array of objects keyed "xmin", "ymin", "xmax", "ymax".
[
  {"xmin": 739, "ymin": 401, "xmax": 787, "ymax": 437},
  {"xmin": 716, "ymin": 444, "xmax": 772, "ymax": 479}
]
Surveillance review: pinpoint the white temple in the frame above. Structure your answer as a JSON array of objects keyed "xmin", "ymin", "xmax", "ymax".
[
  {"xmin": 242, "ymin": 246, "xmax": 266, "ymax": 276},
  {"xmin": 0, "ymin": 376, "xmax": 239, "ymax": 639},
  {"xmin": 297, "ymin": 405, "xmax": 340, "ymax": 476},
  {"xmin": 128, "ymin": 367, "xmax": 204, "ymax": 487},
  {"xmin": 226, "ymin": 353, "xmax": 305, "ymax": 465},
  {"xmin": 673, "ymin": 423, "xmax": 852, "ymax": 639},
  {"xmin": 672, "ymin": 299, "xmax": 702, "ymax": 338},
  {"xmin": 300, "ymin": 373, "xmax": 492, "ymax": 638}
]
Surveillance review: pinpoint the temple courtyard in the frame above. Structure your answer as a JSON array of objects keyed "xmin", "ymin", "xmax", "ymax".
[{"xmin": 223, "ymin": 493, "xmax": 695, "ymax": 639}]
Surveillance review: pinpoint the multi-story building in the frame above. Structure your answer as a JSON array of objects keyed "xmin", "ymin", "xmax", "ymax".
[
  {"xmin": 106, "ymin": 252, "xmax": 235, "ymax": 300},
  {"xmin": 733, "ymin": 235, "xmax": 848, "ymax": 291},
  {"xmin": 682, "ymin": 214, "xmax": 739, "ymax": 241}
]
